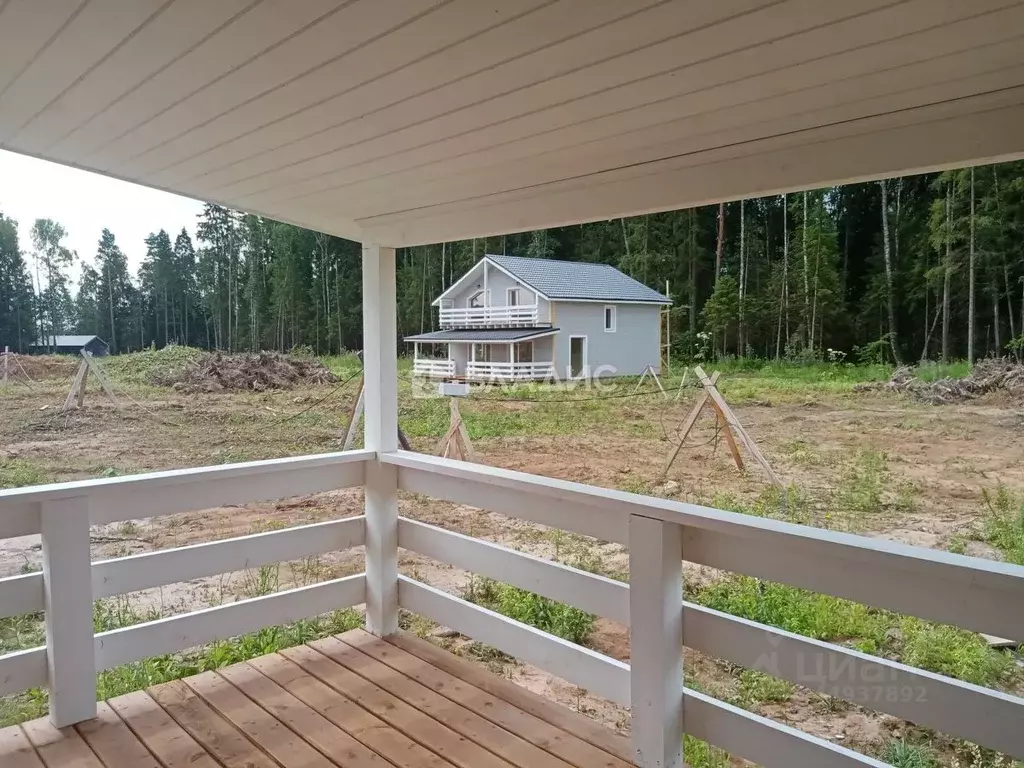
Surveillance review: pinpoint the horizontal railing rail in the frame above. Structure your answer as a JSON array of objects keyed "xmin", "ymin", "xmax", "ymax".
[
  {"xmin": 466, "ymin": 361, "xmax": 555, "ymax": 381},
  {"xmin": 0, "ymin": 450, "xmax": 372, "ymax": 724},
  {"xmin": 0, "ymin": 449, "xmax": 371, "ymax": 534},
  {"xmin": 440, "ymin": 304, "xmax": 540, "ymax": 328},
  {"xmin": 413, "ymin": 359, "xmax": 456, "ymax": 377}
]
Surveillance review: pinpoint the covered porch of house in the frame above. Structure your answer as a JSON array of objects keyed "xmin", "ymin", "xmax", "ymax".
[
  {"xmin": 408, "ymin": 329, "xmax": 557, "ymax": 382},
  {"xmin": 1, "ymin": 1, "xmax": 1024, "ymax": 766}
]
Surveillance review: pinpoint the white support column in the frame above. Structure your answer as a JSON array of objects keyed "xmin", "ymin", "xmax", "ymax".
[
  {"xmin": 362, "ymin": 243, "xmax": 399, "ymax": 637},
  {"xmin": 629, "ymin": 514, "xmax": 684, "ymax": 768},
  {"xmin": 41, "ymin": 496, "xmax": 97, "ymax": 727}
]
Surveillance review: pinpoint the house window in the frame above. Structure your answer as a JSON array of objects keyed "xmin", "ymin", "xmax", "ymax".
[
  {"xmin": 507, "ymin": 287, "xmax": 521, "ymax": 306},
  {"xmin": 472, "ymin": 343, "xmax": 491, "ymax": 363},
  {"xmin": 468, "ymin": 289, "xmax": 489, "ymax": 308},
  {"xmin": 514, "ymin": 341, "xmax": 533, "ymax": 363},
  {"xmin": 604, "ymin": 305, "xmax": 616, "ymax": 332}
]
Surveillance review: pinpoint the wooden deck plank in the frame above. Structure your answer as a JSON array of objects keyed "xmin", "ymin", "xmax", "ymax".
[
  {"xmin": 20, "ymin": 718, "xmax": 103, "ymax": 768},
  {"xmin": 284, "ymin": 642, "xmax": 514, "ymax": 768},
  {"xmin": 249, "ymin": 652, "xmax": 453, "ymax": 768},
  {"xmin": 386, "ymin": 633, "xmax": 633, "ymax": 763},
  {"xmin": 217, "ymin": 660, "xmax": 395, "ymax": 768},
  {"xmin": 74, "ymin": 703, "xmax": 161, "ymax": 768},
  {"xmin": 326, "ymin": 633, "xmax": 575, "ymax": 768},
  {"xmin": 147, "ymin": 680, "xmax": 279, "ymax": 768},
  {"xmin": 342, "ymin": 630, "xmax": 630, "ymax": 768},
  {"xmin": 0, "ymin": 724, "xmax": 45, "ymax": 768},
  {"xmin": 106, "ymin": 690, "xmax": 219, "ymax": 768},
  {"xmin": 183, "ymin": 669, "xmax": 340, "ymax": 768}
]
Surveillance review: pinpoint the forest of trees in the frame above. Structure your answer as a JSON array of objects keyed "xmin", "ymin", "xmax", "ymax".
[{"xmin": 2, "ymin": 161, "xmax": 1023, "ymax": 365}]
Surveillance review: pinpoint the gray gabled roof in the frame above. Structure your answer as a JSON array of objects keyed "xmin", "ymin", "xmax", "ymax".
[
  {"xmin": 31, "ymin": 335, "xmax": 104, "ymax": 347},
  {"xmin": 405, "ymin": 328, "xmax": 558, "ymax": 343},
  {"xmin": 488, "ymin": 254, "xmax": 670, "ymax": 304}
]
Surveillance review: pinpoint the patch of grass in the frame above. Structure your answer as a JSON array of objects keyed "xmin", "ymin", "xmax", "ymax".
[
  {"xmin": 836, "ymin": 449, "xmax": 887, "ymax": 516},
  {"xmin": 735, "ymin": 669, "xmax": 795, "ymax": 708},
  {"xmin": 0, "ymin": 459, "xmax": 53, "ymax": 489},
  {"xmin": 684, "ymin": 735, "xmax": 731, "ymax": 768},
  {"xmin": 982, "ymin": 485, "xmax": 1024, "ymax": 565},
  {"xmin": 103, "ymin": 345, "xmax": 205, "ymax": 384},
  {"xmin": 692, "ymin": 575, "xmax": 1020, "ymax": 690},
  {"xmin": 884, "ymin": 739, "xmax": 937, "ymax": 768},
  {"xmin": 899, "ymin": 621, "xmax": 1017, "ymax": 687},
  {"xmin": 463, "ymin": 577, "xmax": 595, "ymax": 646}
]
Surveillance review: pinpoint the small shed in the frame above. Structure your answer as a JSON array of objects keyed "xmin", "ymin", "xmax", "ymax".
[{"xmin": 30, "ymin": 335, "xmax": 109, "ymax": 357}]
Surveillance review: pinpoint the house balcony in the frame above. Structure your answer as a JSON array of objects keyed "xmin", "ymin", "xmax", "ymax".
[
  {"xmin": 466, "ymin": 361, "xmax": 556, "ymax": 382},
  {"xmin": 412, "ymin": 358, "xmax": 456, "ymax": 378},
  {"xmin": 439, "ymin": 304, "xmax": 541, "ymax": 329},
  {"xmin": 1, "ymin": 450, "xmax": 1022, "ymax": 768}
]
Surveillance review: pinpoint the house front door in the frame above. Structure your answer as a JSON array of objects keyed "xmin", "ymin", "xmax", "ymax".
[{"xmin": 569, "ymin": 336, "xmax": 586, "ymax": 378}]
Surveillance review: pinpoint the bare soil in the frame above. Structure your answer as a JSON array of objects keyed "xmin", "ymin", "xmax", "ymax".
[{"xmin": 2, "ymin": 368, "xmax": 1022, "ymax": 760}]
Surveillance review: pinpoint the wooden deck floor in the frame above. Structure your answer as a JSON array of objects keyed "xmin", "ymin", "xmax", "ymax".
[{"xmin": 1, "ymin": 629, "xmax": 633, "ymax": 768}]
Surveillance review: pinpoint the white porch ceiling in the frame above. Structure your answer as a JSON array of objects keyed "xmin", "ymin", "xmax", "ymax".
[{"xmin": 2, "ymin": 0, "xmax": 1024, "ymax": 247}]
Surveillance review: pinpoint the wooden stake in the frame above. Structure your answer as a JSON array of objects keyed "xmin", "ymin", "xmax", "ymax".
[
  {"xmin": 62, "ymin": 359, "xmax": 89, "ymax": 412},
  {"xmin": 633, "ymin": 364, "xmax": 668, "ymax": 399},
  {"xmin": 436, "ymin": 398, "xmax": 476, "ymax": 462},
  {"xmin": 693, "ymin": 366, "xmax": 783, "ymax": 489},
  {"xmin": 82, "ymin": 352, "xmax": 121, "ymax": 409},
  {"xmin": 2, "ymin": 346, "xmax": 8, "ymax": 386},
  {"xmin": 660, "ymin": 372, "xmax": 720, "ymax": 477},
  {"xmin": 343, "ymin": 380, "xmax": 366, "ymax": 451}
]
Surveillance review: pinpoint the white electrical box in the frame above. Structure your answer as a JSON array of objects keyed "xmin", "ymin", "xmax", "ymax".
[{"xmin": 438, "ymin": 381, "xmax": 471, "ymax": 397}]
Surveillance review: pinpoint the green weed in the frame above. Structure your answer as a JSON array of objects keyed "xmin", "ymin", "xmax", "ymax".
[
  {"xmin": 884, "ymin": 739, "xmax": 936, "ymax": 768},
  {"xmin": 684, "ymin": 735, "xmax": 731, "ymax": 768},
  {"xmin": 735, "ymin": 669, "xmax": 795, "ymax": 707},
  {"xmin": 982, "ymin": 486, "xmax": 1024, "ymax": 565},
  {"xmin": 463, "ymin": 577, "xmax": 595, "ymax": 646},
  {"xmin": 0, "ymin": 459, "xmax": 53, "ymax": 489}
]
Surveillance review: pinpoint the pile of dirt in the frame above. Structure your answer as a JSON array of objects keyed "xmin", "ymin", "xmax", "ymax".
[
  {"xmin": 154, "ymin": 351, "xmax": 339, "ymax": 393},
  {"xmin": 858, "ymin": 358, "xmax": 1024, "ymax": 404},
  {"xmin": 4, "ymin": 354, "xmax": 79, "ymax": 379}
]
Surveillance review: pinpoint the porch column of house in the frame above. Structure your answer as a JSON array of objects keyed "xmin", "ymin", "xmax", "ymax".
[{"xmin": 362, "ymin": 243, "xmax": 399, "ymax": 636}]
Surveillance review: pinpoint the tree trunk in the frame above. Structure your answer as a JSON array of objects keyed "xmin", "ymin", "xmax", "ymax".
[
  {"xmin": 991, "ymin": 272, "xmax": 1001, "ymax": 355},
  {"xmin": 738, "ymin": 199, "xmax": 746, "ymax": 356},
  {"xmin": 106, "ymin": 261, "xmax": 116, "ymax": 354},
  {"xmin": 802, "ymin": 191, "xmax": 810, "ymax": 347},
  {"xmin": 992, "ymin": 168, "xmax": 1016, "ymax": 353},
  {"xmin": 714, "ymin": 202, "xmax": 724, "ymax": 285},
  {"xmin": 941, "ymin": 183, "xmax": 953, "ymax": 364},
  {"xmin": 776, "ymin": 193, "xmax": 788, "ymax": 359},
  {"xmin": 879, "ymin": 180, "xmax": 902, "ymax": 364},
  {"xmin": 967, "ymin": 167, "xmax": 976, "ymax": 365}
]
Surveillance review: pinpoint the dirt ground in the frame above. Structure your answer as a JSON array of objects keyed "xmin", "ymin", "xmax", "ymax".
[{"xmin": 2, "ymin": 363, "xmax": 1022, "ymax": 762}]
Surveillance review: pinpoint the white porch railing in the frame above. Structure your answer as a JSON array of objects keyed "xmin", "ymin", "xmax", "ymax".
[
  {"xmin": 466, "ymin": 361, "xmax": 555, "ymax": 381},
  {"xmin": 2, "ymin": 448, "xmax": 1023, "ymax": 767},
  {"xmin": 440, "ymin": 304, "xmax": 540, "ymax": 328},
  {"xmin": 413, "ymin": 358, "xmax": 455, "ymax": 378}
]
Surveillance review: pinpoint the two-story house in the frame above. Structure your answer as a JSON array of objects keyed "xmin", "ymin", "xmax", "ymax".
[{"xmin": 406, "ymin": 254, "xmax": 670, "ymax": 382}]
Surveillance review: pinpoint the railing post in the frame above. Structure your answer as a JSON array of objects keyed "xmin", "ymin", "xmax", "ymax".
[
  {"xmin": 41, "ymin": 496, "xmax": 96, "ymax": 726},
  {"xmin": 629, "ymin": 514, "xmax": 683, "ymax": 768},
  {"xmin": 362, "ymin": 243, "xmax": 399, "ymax": 637}
]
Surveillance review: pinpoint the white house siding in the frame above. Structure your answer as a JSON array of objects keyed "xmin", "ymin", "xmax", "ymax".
[
  {"xmin": 551, "ymin": 302, "xmax": 661, "ymax": 377},
  {"xmin": 532, "ymin": 336, "xmax": 554, "ymax": 363},
  {"xmin": 444, "ymin": 261, "xmax": 550, "ymax": 321}
]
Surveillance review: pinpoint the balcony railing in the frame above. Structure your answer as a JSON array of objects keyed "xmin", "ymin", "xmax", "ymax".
[
  {"xmin": 413, "ymin": 358, "xmax": 455, "ymax": 378},
  {"xmin": 440, "ymin": 304, "xmax": 540, "ymax": 328},
  {"xmin": 466, "ymin": 361, "xmax": 555, "ymax": 381},
  {"xmin": 1, "ymin": 449, "xmax": 1022, "ymax": 766}
]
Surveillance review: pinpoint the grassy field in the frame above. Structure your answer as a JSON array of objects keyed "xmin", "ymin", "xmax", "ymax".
[{"xmin": 1, "ymin": 349, "xmax": 1022, "ymax": 767}]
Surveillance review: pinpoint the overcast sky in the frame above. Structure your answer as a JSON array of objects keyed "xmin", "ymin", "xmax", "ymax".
[{"xmin": 0, "ymin": 149, "xmax": 204, "ymax": 285}]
